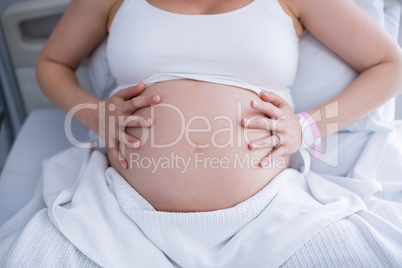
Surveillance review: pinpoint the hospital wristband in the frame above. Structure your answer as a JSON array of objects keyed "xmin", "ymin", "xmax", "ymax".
[{"xmin": 297, "ymin": 112, "xmax": 322, "ymax": 159}]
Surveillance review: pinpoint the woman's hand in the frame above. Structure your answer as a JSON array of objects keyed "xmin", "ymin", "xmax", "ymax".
[
  {"xmin": 241, "ymin": 91, "xmax": 301, "ymax": 168},
  {"xmin": 98, "ymin": 82, "xmax": 161, "ymax": 169}
]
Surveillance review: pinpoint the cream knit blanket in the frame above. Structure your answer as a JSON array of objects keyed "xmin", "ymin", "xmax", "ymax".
[{"xmin": 1, "ymin": 145, "xmax": 401, "ymax": 267}]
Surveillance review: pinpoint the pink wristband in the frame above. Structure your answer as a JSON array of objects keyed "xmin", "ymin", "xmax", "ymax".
[{"xmin": 298, "ymin": 112, "xmax": 322, "ymax": 159}]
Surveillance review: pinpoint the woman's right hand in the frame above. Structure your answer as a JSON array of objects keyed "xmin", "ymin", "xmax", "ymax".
[{"xmin": 97, "ymin": 81, "xmax": 161, "ymax": 169}]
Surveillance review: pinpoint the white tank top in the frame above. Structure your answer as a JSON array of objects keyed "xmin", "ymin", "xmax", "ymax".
[{"xmin": 107, "ymin": 0, "xmax": 299, "ymax": 108}]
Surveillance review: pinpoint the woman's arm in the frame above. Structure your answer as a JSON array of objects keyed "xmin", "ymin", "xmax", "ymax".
[
  {"xmin": 293, "ymin": 0, "xmax": 402, "ymax": 137},
  {"xmin": 36, "ymin": 0, "xmax": 110, "ymax": 128},
  {"xmin": 243, "ymin": 0, "xmax": 402, "ymax": 164},
  {"xmin": 36, "ymin": 0, "xmax": 160, "ymax": 168}
]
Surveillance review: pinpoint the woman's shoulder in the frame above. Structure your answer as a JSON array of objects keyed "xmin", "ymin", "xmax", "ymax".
[
  {"xmin": 107, "ymin": 0, "xmax": 125, "ymax": 33},
  {"xmin": 38, "ymin": 0, "xmax": 120, "ymax": 70},
  {"xmin": 277, "ymin": 0, "xmax": 305, "ymax": 38},
  {"xmin": 69, "ymin": 0, "xmax": 117, "ymax": 13},
  {"xmin": 68, "ymin": 0, "xmax": 119, "ymax": 28}
]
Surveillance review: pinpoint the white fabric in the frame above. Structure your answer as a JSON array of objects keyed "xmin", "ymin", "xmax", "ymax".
[
  {"xmin": 298, "ymin": 114, "xmax": 315, "ymax": 148},
  {"xmin": 108, "ymin": 73, "xmax": 295, "ymax": 110},
  {"xmin": 384, "ymin": 0, "xmax": 402, "ymax": 40},
  {"xmin": 88, "ymin": 40, "xmax": 116, "ymax": 101},
  {"xmin": 283, "ymin": 211, "xmax": 402, "ymax": 267},
  {"xmin": 1, "ymin": 141, "xmax": 402, "ymax": 267},
  {"xmin": 106, "ymin": 0, "xmax": 298, "ymax": 109},
  {"xmin": 42, "ymin": 148, "xmax": 366, "ymax": 267},
  {"xmin": 294, "ymin": 114, "xmax": 313, "ymax": 175},
  {"xmin": 0, "ymin": 109, "xmax": 89, "ymax": 226}
]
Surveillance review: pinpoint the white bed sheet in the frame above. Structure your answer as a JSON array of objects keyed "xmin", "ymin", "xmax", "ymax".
[
  {"xmin": 1, "ymin": 130, "xmax": 402, "ymax": 266},
  {"xmin": 0, "ymin": 108, "xmax": 89, "ymax": 225}
]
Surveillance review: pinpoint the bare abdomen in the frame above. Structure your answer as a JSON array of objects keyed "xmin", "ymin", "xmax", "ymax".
[{"xmin": 108, "ymin": 80, "xmax": 289, "ymax": 212}]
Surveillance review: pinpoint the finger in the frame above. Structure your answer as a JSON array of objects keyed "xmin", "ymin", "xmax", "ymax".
[
  {"xmin": 259, "ymin": 91, "xmax": 287, "ymax": 108},
  {"xmin": 109, "ymin": 143, "xmax": 128, "ymax": 169},
  {"xmin": 248, "ymin": 134, "xmax": 281, "ymax": 150},
  {"xmin": 118, "ymin": 131, "xmax": 141, "ymax": 148},
  {"xmin": 250, "ymin": 100, "xmax": 283, "ymax": 119},
  {"xmin": 124, "ymin": 116, "xmax": 153, "ymax": 127},
  {"xmin": 121, "ymin": 94, "xmax": 161, "ymax": 114},
  {"xmin": 242, "ymin": 117, "xmax": 284, "ymax": 132},
  {"xmin": 115, "ymin": 81, "xmax": 146, "ymax": 100},
  {"xmin": 260, "ymin": 146, "xmax": 285, "ymax": 168},
  {"xmin": 117, "ymin": 141, "xmax": 129, "ymax": 169}
]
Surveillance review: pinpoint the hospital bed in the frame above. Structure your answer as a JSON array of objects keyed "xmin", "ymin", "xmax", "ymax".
[{"xmin": 0, "ymin": 0, "xmax": 402, "ymax": 226}]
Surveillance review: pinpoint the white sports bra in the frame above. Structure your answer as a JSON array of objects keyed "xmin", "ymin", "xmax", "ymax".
[{"xmin": 106, "ymin": 0, "xmax": 299, "ymax": 108}]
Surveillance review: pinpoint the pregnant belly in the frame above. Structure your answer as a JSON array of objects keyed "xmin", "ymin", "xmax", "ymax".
[{"xmin": 108, "ymin": 80, "xmax": 289, "ymax": 212}]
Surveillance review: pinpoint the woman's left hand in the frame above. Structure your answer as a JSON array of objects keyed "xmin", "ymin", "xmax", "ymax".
[{"xmin": 241, "ymin": 91, "xmax": 302, "ymax": 168}]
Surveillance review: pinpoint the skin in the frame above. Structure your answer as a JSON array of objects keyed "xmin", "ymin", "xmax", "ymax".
[
  {"xmin": 108, "ymin": 80, "xmax": 289, "ymax": 211},
  {"xmin": 36, "ymin": 0, "xmax": 402, "ymax": 211}
]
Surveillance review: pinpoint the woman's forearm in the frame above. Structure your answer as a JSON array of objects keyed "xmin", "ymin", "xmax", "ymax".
[
  {"xmin": 36, "ymin": 55, "xmax": 99, "ymax": 132},
  {"xmin": 289, "ymin": 0, "xmax": 402, "ymax": 138},
  {"xmin": 307, "ymin": 57, "xmax": 402, "ymax": 137}
]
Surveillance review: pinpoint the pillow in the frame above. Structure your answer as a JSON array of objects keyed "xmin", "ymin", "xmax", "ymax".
[
  {"xmin": 384, "ymin": 0, "xmax": 402, "ymax": 120},
  {"xmin": 384, "ymin": 0, "xmax": 402, "ymax": 40}
]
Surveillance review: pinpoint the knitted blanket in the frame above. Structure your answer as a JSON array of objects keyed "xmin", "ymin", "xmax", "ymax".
[{"xmin": 0, "ymin": 144, "xmax": 401, "ymax": 267}]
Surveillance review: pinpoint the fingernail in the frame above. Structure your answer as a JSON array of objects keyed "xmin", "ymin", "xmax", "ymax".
[
  {"xmin": 152, "ymin": 95, "xmax": 159, "ymax": 103},
  {"xmin": 145, "ymin": 118, "xmax": 152, "ymax": 126},
  {"xmin": 133, "ymin": 141, "xmax": 140, "ymax": 148},
  {"xmin": 262, "ymin": 159, "xmax": 269, "ymax": 168},
  {"xmin": 243, "ymin": 118, "xmax": 250, "ymax": 127},
  {"xmin": 252, "ymin": 100, "xmax": 258, "ymax": 108},
  {"xmin": 121, "ymin": 162, "xmax": 128, "ymax": 169},
  {"xmin": 249, "ymin": 143, "xmax": 255, "ymax": 149}
]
